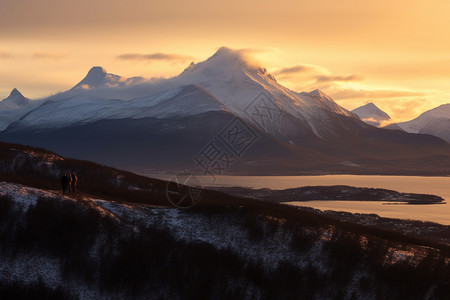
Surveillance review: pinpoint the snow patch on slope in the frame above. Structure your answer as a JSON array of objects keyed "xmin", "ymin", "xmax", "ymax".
[
  {"xmin": 93, "ymin": 200, "xmax": 328, "ymax": 272},
  {"xmin": 0, "ymin": 182, "xmax": 73, "ymax": 210}
]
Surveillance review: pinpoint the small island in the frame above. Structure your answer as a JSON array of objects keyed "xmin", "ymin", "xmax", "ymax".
[{"xmin": 211, "ymin": 185, "xmax": 446, "ymax": 205}]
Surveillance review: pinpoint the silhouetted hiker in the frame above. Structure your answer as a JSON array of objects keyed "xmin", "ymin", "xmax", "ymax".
[
  {"xmin": 70, "ymin": 172, "xmax": 78, "ymax": 194},
  {"xmin": 61, "ymin": 173, "xmax": 69, "ymax": 195},
  {"xmin": 67, "ymin": 174, "xmax": 72, "ymax": 194}
]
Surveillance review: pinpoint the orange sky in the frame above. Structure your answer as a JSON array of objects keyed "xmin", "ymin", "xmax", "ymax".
[{"xmin": 1, "ymin": 0, "xmax": 449, "ymax": 122}]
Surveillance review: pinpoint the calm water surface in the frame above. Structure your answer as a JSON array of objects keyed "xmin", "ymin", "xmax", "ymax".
[
  {"xmin": 200, "ymin": 175, "xmax": 450, "ymax": 225},
  {"xmin": 149, "ymin": 174, "xmax": 450, "ymax": 225}
]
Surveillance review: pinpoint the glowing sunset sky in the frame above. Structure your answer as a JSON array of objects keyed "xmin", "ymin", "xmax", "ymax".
[{"xmin": 1, "ymin": 0, "xmax": 449, "ymax": 121}]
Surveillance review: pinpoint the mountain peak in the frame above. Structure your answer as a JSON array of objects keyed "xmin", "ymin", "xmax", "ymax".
[
  {"xmin": 6, "ymin": 88, "xmax": 26, "ymax": 101},
  {"xmin": 210, "ymin": 46, "xmax": 252, "ymax": 63},
  {"xmin": 212, "ymin": 46, "xmax": 234, "ymax": 58},
  {"xmin": 354, "ymin": 102, "xmax": 388, "ymax": 115},
  {"xmin": 197, "ymin": 46, "xmax": 262, "ymax": 72},
  {"xmin": 179, "ymin": 46, "xmax": 277, "ymax": 86},
  {"xmin": 10, "ymin": 88, "xmax": 23, "ymax": 97},
  {"xmin": 0, "ymin": 88, "xmax": 29, "ymax": 108},
  {"xmin": 72, "ymin": 66, "xmax": 123, "ymax": 90},
  {"xmin": 309, "ymin": 89, "xmax": 328, "ymax": 98},
  {"xmin": 361, "ymin": 102, "xmax": 379, "ymax": 110},
  {"xmin": 352, "ymin": 102, "xmax": 391, "ymax": 127},
  {"xmin": 304, "ymin": 89, "xmax": 353, "ymax": 117},
  {"xmin": 87, "ymin": 66, "xmax": 108, "ymax": 76}
]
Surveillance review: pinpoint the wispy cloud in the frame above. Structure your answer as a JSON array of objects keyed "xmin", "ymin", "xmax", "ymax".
[
  {"xmin": 232, "ymin": 47, "xmax": 276, "ymax": 54},
  {"xmin": 116, "ymin": 52, "xmax": 193, "ymax": 62},
  {"xmin": 274, "ymin": 65, "xmax": 315, "ymax": 76},
  {"xmin": 32, "ymin": 51, "xmax": 65, "ymax": 60},
  {"xmin": 315, "ymin": 74, "xmax": 363, "ymax": 83},
  {"xmin": 1, "ymin": 51, "xmax": 66, "ymax": 60},
  {"xmin": 388, "ymin": 98, "xmax": 431, "ymax": 121},
  {"xmin": 0, "ymin": 51, "xmax": 13, "ymax": 59},
  {"xmin": 331, "ymin": 88, "xmax": 425, "ymax": 100},
  {"xmin": 273, "ymin": 64, "xmax": 363, "ymax": 88},
  {"xmin": 322, "ymin": 85, "xmax": 429, "ymax": 121}
]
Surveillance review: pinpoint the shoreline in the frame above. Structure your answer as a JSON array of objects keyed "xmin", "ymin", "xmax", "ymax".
[{"xmin": 289, "ymin": 204, "xmax": 450, "ymax": 246}]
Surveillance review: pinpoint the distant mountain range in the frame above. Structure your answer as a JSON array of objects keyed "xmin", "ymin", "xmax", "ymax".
[
  {"xmin": 0, "ymin": 47, "xmax": 449, "ymax": 175},
  {"xmin": 349, "ymin": 101, "xmax": 450, "ymax": 144},
  {"xmin": 385, "ymin": 104, "xmax": 450, "ymax": 143}
]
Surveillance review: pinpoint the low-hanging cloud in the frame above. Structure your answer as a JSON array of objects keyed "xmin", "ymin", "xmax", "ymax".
[
  {"xmin": 116, "ymin": 52, "xmax": 193, "ymax": 62},
  {"xmin": 359, "ymin": 117, "xmax": 394, "ymax": 128}
]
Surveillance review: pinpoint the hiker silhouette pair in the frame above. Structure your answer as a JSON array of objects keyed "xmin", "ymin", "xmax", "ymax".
[{"xmin": 61, "ymin": 172, "xmax": 78, "ymax": 195}]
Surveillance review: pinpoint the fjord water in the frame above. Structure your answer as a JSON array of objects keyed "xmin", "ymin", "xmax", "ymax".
[{"xmin": 199, "ymin": 175, "xmax": 450, "ymax": 225}]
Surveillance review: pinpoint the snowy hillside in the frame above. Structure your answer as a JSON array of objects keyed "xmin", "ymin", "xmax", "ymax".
[
  {"xmin": 1, "ymin": 181, "xmax": 449, "ymax": 299},
  {"xmin": 352, "ymin": 102, "xmax": 391, "ymax": 127},
  {"xmin": 386, "ymin": 104, "xmax": 450, "ymax": 142},
  {"xmin": 0, "ymin": 142, "xmax": 449, "ymax": 298}
]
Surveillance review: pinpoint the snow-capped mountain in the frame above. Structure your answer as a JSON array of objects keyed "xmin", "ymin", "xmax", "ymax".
[
  {"xmin": 0, "ymin": 47, "xmax": 449, "ymax": 174},
  {"xmin": 385, "ymin": 104, "xmax": 450, "ymax": 142},
  {"xmin": 0, "ymin": 89, "xmax": 38, "ymax": 130},
  {"xmin": 352, "ymin": 102, "xmax": 391, "ymax": 127},
  {"xmin": 176, "ymin": 47, "xmax": 353, "ymax": 118},
  {"xmin": 173, "ymin": 47, "xmax": 357, "ymax": 139},
  {"xmin": 4, "ymin": 47, "xmax": 359, "ymax": 142},
  {"xmin": 0, "ymin": 88, "xmax": 30, "ymax": 109}
]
